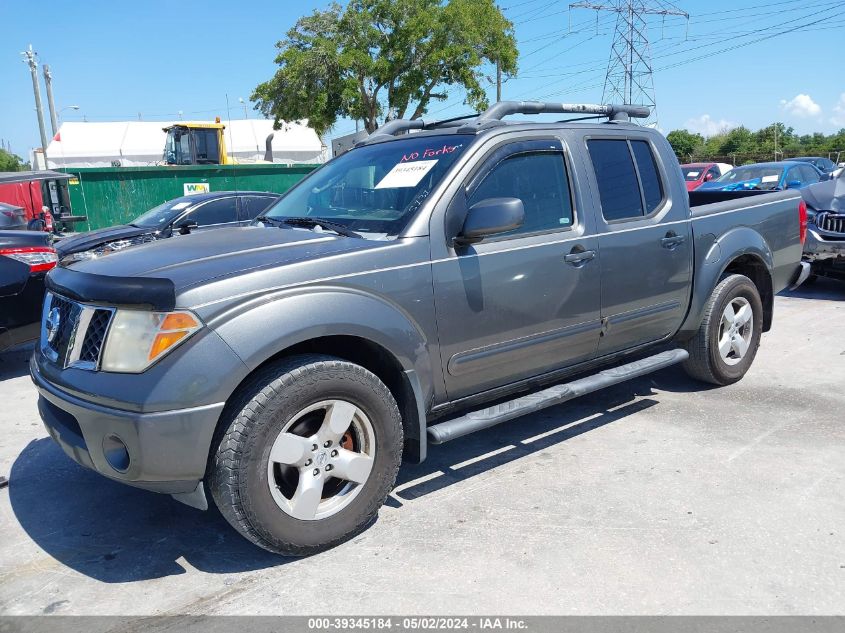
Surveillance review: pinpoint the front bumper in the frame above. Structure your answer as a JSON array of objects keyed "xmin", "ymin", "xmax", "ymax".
[
  {"xmin": 31, "ymin": 356, "xmax": 224, "ymax": 497},
  {"xmin": 803, "ymin": 227, "xmax": 845, "ymax": 262}
]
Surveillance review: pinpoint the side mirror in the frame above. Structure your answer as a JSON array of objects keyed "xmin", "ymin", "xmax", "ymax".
[
  {"xmin": 786, "ymin": 180, "xmax": 803, "ymax": 190},
  {"xmin": 456, "ymin": 197, "xmax": 525, "ymax": 245},
  {"xmin": 177, "ymin": 219, "xmax": 199, "ymax": 235}
]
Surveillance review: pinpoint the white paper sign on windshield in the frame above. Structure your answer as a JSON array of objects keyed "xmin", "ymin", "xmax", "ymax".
[
  {"xmin": 687, "ymin": 171, "xmax": 700, "ymax": 178},
  {"xmin": 761, "ymin": 175, "xmax": 780, "ymax": 183},
  {"xmin": 375, "ymin": 160, "xmax": 438, "ymax": 189}
]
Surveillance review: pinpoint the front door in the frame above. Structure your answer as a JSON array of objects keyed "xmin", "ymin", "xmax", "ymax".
[
  {"xmin": 585, "ymin": 137, "xmax": 692, "ymax": 355},
  {"xmin": 431, "ymin": 139, "xmax": 602, "ymax": 401}
]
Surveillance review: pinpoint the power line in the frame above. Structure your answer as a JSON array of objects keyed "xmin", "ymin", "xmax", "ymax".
[{"xmin": 569, "ymin": 1, "xmax": 689, "ymax": 127}]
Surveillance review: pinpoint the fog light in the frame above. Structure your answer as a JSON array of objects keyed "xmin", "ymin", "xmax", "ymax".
[{"xmin": 102, "ymin": 435, "xmax": 130, "ymax": 473}]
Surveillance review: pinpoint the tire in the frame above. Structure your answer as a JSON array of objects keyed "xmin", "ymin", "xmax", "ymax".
[
  {"xmin": 803, "ymin": 274, "xmax": 818, "ymax": 286},
  {"xmin": 209, "ymin": 354, "xmax": 403, "ymax": 556},
  {"xmin": 682, "ymin": 274, "xmax": 763, "ymax": 386}
]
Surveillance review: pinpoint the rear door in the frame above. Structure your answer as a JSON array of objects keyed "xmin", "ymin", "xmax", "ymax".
[
  {"xmin": 586, "ymin": 136, "xmax": 692, "ymax": 356},
  {"xmin": 431, "ymin": 137, "xmax": 602, "ymax": 400}
]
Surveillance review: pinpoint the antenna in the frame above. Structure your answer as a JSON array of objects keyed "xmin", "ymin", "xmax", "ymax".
[{"xmin": 569, "ymin": 1, "xmax": 688, "ymax": 127}]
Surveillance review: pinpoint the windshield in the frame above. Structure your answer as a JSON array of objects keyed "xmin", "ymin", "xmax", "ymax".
[
  {"xmin": 261, "ymin": 134, "xmax": 469, "ymax": 234},
  {"xmin": 716, "ymin": 165, "xmax": 784, "ymax": 190},
  {"xmin": 132, "ymin": 199, "xmax": 193, "ymax": 227},
  {"xmin": 682, "ymin": 167, "xmax": 705, "ymax": 181}
]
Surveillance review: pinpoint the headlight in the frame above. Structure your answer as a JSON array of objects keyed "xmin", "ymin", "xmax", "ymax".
[
  {"xmin": 60, "ymin": 250, "xmax": 97, "ymax": 266},
  {"xmin": 100, "ymin": 309, "xmax": 202, "ymax": 373}
]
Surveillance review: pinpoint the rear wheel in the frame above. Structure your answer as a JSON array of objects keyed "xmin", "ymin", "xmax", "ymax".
[
  {"xmin": 682, "ymin": 274, "xmax": 763, "ymax": 386},
  {"xmin": 209, "ymin": 355, "xmax": 403, "ymax": 555}
]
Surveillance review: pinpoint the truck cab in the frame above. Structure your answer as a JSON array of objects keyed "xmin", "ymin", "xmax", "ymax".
[{"xmin": 163, "ymin": 121, "xmax": 229, "ymax": 165}]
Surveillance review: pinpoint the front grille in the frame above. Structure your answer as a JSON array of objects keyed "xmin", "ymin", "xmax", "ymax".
[
  {"xmin": 79, "ymin": 309, "xmax": 112, "ymax": 363},
  {"xmin": 47, "ymin": 295, "xmax": 80, "ymax": 356},
  {"xmin": 42, "ymin": 293, "xmax": 114, "ymax": 370},
  {"xmin": 817, "ymin": 212, "xmax": 845, "ymax": 235}
]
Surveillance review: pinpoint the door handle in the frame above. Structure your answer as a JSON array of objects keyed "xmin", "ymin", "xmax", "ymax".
[
  {"xmin": 661, "ymin": 232, "xmax": 685, "ymax": 249},
  {"xmin": 564, "ymin": 249, "xmax": 596, "ymax": 265}
]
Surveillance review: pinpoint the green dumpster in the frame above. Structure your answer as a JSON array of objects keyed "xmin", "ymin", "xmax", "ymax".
[{"xmin": 61, "ymin": 163, "xmax": 318, "ymax": 231}]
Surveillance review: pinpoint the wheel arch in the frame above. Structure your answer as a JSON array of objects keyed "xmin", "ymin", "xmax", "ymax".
[
  {"xmin": 209, "ymin": 290, "xmax": 434, "ymax": 467},
  {"xmin": 680, "ymin": 228, "xmax": 775, "ymax": 338}
]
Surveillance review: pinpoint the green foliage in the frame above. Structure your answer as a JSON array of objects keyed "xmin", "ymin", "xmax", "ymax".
[
  {"xmin": 666, "ymin": 122, "xmax": 845, "ymax": 164},
  {"xmin": 0, "ymin": 149, "xmax": 27, "ymax": 172},
  {"xmin": 665, "ymin": 130, "xmax": 703, "ymax": 159},
  {"xmin": 253, "ymin": 0, "xmax": 518, "ymax": 135}
]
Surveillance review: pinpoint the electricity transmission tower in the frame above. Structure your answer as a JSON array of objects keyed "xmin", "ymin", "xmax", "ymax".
[{"xmin": 570, "ymin": 1, "xmax": 688, "ymax": 127}]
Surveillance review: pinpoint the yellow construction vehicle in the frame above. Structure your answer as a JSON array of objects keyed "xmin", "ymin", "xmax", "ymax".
[{"xmin": 162, "ymin": 118, "xmax": 234, "ymax": 165}]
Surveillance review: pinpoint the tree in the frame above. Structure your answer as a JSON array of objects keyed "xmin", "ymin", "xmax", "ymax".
[
  {"xmin": 0, "ymin": 149, "xmax": 26, "ymax": 172},
  {"xmin": 253, "ymin": 0, "xmax": 518, "ymax": 135},
  {"xmin": 666, "ymin": 129, "xmax": 704, "ymax": 160}
]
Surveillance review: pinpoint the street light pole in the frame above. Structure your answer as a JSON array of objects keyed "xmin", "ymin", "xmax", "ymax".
[
  {"xmin": 58, "ymin": 105, "xmax": 80, "ymax": 126},
  {"xmin": 21, "ymin": 45, "xmax": 50, "ymax": 168}
]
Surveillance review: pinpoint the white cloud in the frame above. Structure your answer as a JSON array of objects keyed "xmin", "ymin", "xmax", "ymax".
[
  {"xmin": 780, "ymin": 94, "xmax": 822, "ymax": 118},
  {"xmin": 831, "ymin": 93, "xmax": 845, "ymax": 127},
  {"xmin": 684, "ymin": 114, "xmax": 736, "ymax": 137}
]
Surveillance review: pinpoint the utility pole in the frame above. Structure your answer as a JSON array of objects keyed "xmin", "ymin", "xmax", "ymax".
[
  {"xmin": 496, "ymin": 58, "xmax": 502, "ymax": 102},
  {"xmin": 21, "ymin": 45, "xmax": 50, "ymax": 167},
  {"xmin": 43, "ymin": 64, "xmax": 59, "ymax": 136},
  {"xmin": 570, "ymin": 1, "xmax": 688, "ymax": 127}
]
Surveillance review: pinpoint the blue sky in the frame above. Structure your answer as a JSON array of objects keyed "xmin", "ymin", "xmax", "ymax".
[{"xmin": 2, "ymin": 0, "xmax": 844, "ymax": 158}]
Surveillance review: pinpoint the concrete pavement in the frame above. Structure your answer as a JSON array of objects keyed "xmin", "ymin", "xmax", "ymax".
[{"xmin": 0, "ymin": 280, "xmax": 843, "ymax": 615}]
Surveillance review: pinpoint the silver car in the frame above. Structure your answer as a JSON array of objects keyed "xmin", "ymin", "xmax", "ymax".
[{"xmin": 0, "ymin": 203, "xmax": 27, "ymax": 231}]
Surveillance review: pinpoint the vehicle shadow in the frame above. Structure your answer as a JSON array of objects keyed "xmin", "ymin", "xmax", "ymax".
[
  {"xmin": 8, "ymin": 366, "xmax": 691, "ymax": 582},
  {"xmin": 8, "ymin": 438, "xmax": 288, "ymax": 583},
  {"xmin": 393, "ymin": 368, "xmax": 689, "ymax": 501},
  {"xmin": 780, "ymin": 276, "xmax": 844, "ymax": 301},
  {"xmin": 0, "ymin": 344, "xmax": 35, "ymax": 381}
]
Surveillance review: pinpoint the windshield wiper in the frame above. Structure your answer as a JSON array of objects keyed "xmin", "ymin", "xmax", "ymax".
[
  {"xmin": 278, "ymin": 217, "xmax": 363, "ymax": 239},
  {"xmin": 253, "ymin": 215, "xmax": 285, "ymax": 226}
]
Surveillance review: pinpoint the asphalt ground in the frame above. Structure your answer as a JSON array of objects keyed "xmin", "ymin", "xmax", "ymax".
[{"xmin": 0, "ymin": 280, "xmax": 843, "ymax": 615}]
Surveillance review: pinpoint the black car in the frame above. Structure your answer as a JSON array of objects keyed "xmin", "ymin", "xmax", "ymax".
[
  {"xmin": 0, "ymin": 230, "xmax": 57, "ymax": 351},
  {"xmin": 787, "ymin": 157, "xmax": 837, "ymax": 174},
  {"xmin": 57, "ymin": 190, "xmax": 281, "ymax": 265}
]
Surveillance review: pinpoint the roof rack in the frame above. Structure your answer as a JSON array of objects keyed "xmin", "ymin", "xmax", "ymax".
[
  {"xmin": 458, "ymin": 101, "xmax": 649, "ymax": 131},
  {"xmin": 358, "ymin": 100, "xmax": 650, "ymax": 145}
]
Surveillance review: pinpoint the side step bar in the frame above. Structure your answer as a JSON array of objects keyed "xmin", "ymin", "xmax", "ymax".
[{"xmin": 427, "ymin": 348, "xmax": 689, "ymax": 445}]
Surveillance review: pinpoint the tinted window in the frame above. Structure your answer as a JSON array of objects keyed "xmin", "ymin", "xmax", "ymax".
[
  {"xmin": 193, "ymin": 129, "xmax": 220, "ymax": 164},
  {"xmin": 631, "ymin": 140, "xmax": 663, "ymax": 213},
  {"xmin": 468, "ymin": 151, "xmax": 573, "ymax": 236},
  {"xmin": 587, "ymin": 139, "xmax": 643, "ymax": 221},
  {"xmin": 188, "ymin": 198, "xmax": 238, "ymax": 226},
  {"xmin": 241, "ymin": 195, "xmax": 277, "ymax": 220},
  {"xmin": 799, "ymin": 165, "xmax": 820, "ymax": 184}
]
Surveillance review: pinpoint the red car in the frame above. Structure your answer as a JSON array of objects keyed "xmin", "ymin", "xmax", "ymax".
[{"xmin": 681, "ymin": 162, "xmax": 732, "ymax": 192}]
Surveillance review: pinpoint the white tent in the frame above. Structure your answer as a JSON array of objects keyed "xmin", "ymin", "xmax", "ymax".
[{"xmin": 46, "ymin": 118, "xmax": 326, "ymax": 168}]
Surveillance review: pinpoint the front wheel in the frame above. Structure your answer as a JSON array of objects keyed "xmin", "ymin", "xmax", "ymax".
[
  {"xmin": 209, "ymin": 355, "xmax": 403, "ymax": 555},
  {"xmin": 682, "ymin": 274, "xmax": 763, "ymax": 386}
]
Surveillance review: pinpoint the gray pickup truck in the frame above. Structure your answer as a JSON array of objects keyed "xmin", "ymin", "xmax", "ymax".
[{"xmin": 32, "ymin": 101, "xmax": 808, "ymax": 555}]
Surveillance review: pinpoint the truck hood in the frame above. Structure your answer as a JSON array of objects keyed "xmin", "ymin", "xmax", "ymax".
[
  {"xmin": 56, "ymin": 224, "xmax": 159, "ymax": 256},
  {"xmin": 65, "ymin": 225, "xmax": 384, "ymax": 292}
]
